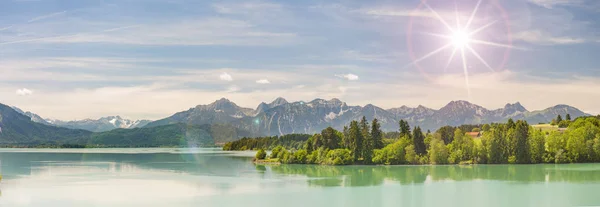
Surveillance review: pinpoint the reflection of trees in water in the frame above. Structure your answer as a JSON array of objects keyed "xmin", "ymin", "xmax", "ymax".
[{"xmin": 269, "ymin": 164, "xmax": 600, "ymax": 187}]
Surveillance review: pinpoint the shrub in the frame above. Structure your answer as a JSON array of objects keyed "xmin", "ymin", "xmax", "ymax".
[
  {"xmin": 255, "ymin": 149, "xmax": 267, "ymax": 160},
  {"xmin": 323, "ymin": 149, "xmax": 353, "ymax": 165}
]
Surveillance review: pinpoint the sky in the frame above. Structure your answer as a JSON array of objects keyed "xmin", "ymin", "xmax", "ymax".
[{"xmin": 1, "ymin": 0, "xmax": 600, "ymax": 121}]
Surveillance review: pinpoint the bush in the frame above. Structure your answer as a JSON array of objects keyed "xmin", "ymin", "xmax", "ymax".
[
  {"xmin": 294, "ymin": 149, "xmax": 308, "ymax": 164},
  {"xmin": 405, "ymin": 145, "xmax": 417, "ymax": 164},
  {"xmin": 372, "ymin": 138, "xmax": 409, "ymax": 165},
  {"xmin": 271, "ymin": 146, "xmax": 284, "ymax": 159},
  {"xmin": 429, "ymin": 138, "xmax": 449, "ymax": 164},
  {"xmin": 323, "ymin": 149, "xmax": 353, "ymax": 165},
  {"xmin": 508, "ymin": 156, "xmax": 517, "ymax": 164},
  {"xmin": 255, "ymin": 149, "xmax": 267, "ymax": 160}
]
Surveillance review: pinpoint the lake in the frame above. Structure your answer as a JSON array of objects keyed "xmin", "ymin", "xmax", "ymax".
[{"xmin": 1, "ymin": 148, "xmax": 600, "ymax": 207}]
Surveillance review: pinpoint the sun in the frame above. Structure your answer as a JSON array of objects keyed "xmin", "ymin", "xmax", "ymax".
[
  {"xmin": 406, "ymin": 0, "xmax": 520, "ymax": 99},
  {"xmin": 451, "ymin": 30, "xmax": 470, "ymax": 49}
]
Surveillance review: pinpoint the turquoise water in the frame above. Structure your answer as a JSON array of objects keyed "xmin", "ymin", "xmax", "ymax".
[{"xmin": 1, "ymin": 148, "xmax": 600, "ymax": 207}]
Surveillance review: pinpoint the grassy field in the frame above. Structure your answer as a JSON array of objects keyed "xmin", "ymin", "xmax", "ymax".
[{"xmin": 532, "ymin": 124, "xmax": 561, "ymax": 132}]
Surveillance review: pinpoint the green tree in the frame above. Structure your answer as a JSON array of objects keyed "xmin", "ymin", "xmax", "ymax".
[
  {"xmin": 448, "ymin": 128, "xmax": 475, "ymax": 163},
  {"xmin": 546, "ymin": 131, "xmax": 567, "ymax": 162},
  {"xmin": 360, "ymin": 116, "xmax": 373, "ymax": 163},
  {"xmin": 271, "ymin": 146, "xmax": 284, "ymax": 159},
  {"xmin": 436, "ymin": 126, "xmax": 455, "ymax": 145},
  {"xmin": 412, "ymin": 126, "xmax": 427, "ymax": 155},
  {"xmin": 507, "ymin": 118, "xmax": 516, "ymax": 129},
  {"xmin": 348, "ymin": 121, "xmax": 362, "ymax": 162},
  {"xmin": 429, "ymin": 137, "xmax": 449, "ymax": 164},
  {"xmin": 399, "ymin": 120, "xmax": 411, "ymax": 139},
  {"xmin": 486, "ymin": 128, "xmax": 508, "ymax": 164},
  {"xmin": 310, "ymin": 134, "xmax": 324, "ymax": 151},
  {"xmin": 529, "ymin": 128, "xmax": 545, "ymax": 164},
  {"xmin": 372, "ymin": 137, "xmax": 410, "ymax": 165},
  {"xmin": 482, "ymin": 124, "xmax": 491, "ymax": 132},
  {"xmin": 342, "ymin": 126, "xmax": 351, "ymax": 149},
  {"xmin": 371, "ymin": 119, "xmax": 384, "ymax": 149},
  {"xmin": 556, "ymin": 114, "xmax": 563, "ymax": 123},
  {"xmin": 321, "ymin": 127, "xmax": 341, "ymax": 149},
  {"xmin": 255, "ymin": 149, "xmax": 267, "ymax": 160},
  {"xmin": 566, "ymin": 114, "xmax": 571, "ymax": 121},
  {"xmin": 405, "ymin": 145, "xmax": 417, "ymax": 164},
  {"xmin": 514, "ymin": 120, "xmax": 531, "ymax": 164}
]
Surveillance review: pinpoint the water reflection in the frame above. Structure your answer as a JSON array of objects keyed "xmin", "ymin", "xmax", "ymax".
[
  {"xmin": 1, "ymin": 149, "xmax": 600, "ymax": 207},
  {"xmin": 268, "ymin": 164, "xmax": 600, "ymax": 187}
]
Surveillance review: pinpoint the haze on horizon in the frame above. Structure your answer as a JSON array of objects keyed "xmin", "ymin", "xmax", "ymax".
[{"xmin": 1, "ymin": 0, "xmax": 599, "ymax": 120}]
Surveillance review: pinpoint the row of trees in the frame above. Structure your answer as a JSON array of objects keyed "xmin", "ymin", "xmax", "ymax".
[
  {"xmin": 241, "ymin": 116, "xmax": 600, "ymax": 165},
  {"xmin": 551, "ymin": 114, "xmax": 572, "ymax": 128},
  {"xmin": 223, "ymin": 134, "xmax": 310, "ymax": 151}
]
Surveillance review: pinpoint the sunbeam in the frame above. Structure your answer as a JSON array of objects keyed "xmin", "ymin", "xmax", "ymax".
[
  {"xmin": 466, "ymin": 45, "xmax": 494, "ymax": 72},
  {"xmin": 409, "ymin": 0, "xmax": 517, "ymax": 97},
  {"xmin": 404, "ymin": 43, "xmax": 453, "ymax": 68}
]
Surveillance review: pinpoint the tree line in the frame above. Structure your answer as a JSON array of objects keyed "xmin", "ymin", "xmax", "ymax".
[{"xmin": 224, "ymin": 115, "xmax": 600, "ymax": 165}]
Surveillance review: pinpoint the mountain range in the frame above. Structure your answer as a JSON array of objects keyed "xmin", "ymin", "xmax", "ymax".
[
  {"xmin": 11, "ymin": 106, "xmax": 150, "ymax": 132},
  {"xmin": 145, "ymin": 98, "xmax": 590, "ymax": 135},
  {"xmin": 0, "ymin": 98, "xmax": 592, "ymax": 146}
]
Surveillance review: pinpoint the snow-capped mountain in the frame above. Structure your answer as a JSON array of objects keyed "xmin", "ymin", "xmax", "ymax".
[
  {"xmin": 49, "ymin": 116, "xmax": 151, "ymax": 132},
  {"xmin": 144, "ymin": 98, "xmax": 255, "ymax": 128},
  {"xmin": 11, "ymin": 107, "xmax": 151, "ymax": 132},
  {"xmin": 144, "ymin": 98, "xmax": 592, "ymax": 135}
]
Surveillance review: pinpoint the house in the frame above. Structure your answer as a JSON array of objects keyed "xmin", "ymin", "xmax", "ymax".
[{"xmin": 465, "ymin": 132, "xmax": 481, "ymax": 139}]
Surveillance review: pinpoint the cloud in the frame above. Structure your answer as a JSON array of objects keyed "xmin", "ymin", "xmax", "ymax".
[
  {"xmin": 335, "ymin": 73, "xmax": 359, "ymax": 81},
  {"xmin": 513, "ymin": 30, "xmax": 585, "ymax": 45},
  {"xmin": 2, "ymin": 18, "xmax": 298, "ymax": 46},
  {"xmin": 212, "ymin": 2, "xmax": 282, "ymax": 15},
  {"xmin": 16, "ymin": 88, "xmax": 33, "ymax": 96},
  {"xmin": 359, "ymin": 8, "xmax": 436, "ymax": 18},
  {"xmin": 527, "ymin": 0, "xmax": 584, "ymax": 8},
  {"xmin": 219, "ymin": 72, "xmax": 233, "ymax": 81},
  {"xmin": 27, "ymin": 11, "xmax": 67, "ymax": 23},
  {"xmin": 256, "ymin": 79, "xmax": 270, "ymax": 84}
]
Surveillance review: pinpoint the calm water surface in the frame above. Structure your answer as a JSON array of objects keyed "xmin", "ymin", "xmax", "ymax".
[{"xmin": 1, "ymin": 148, "xmax": 600, "ymax": 207}]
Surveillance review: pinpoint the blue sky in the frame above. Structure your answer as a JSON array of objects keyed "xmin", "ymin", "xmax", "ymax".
[{"xmin": 1, "ymin": 0, "xmax": 599, "ymax": 120}]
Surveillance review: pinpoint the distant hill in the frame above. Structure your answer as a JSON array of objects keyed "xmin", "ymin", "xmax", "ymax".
[
  {"xmin": 144, "ymin": 98, "xmax": 591, "ymax": 134},
  {"xmin": 1, "ymin": 104, "xmax": 91, "ymax": 145},
  {"xmin": 11, "ymin": 106, "xmax": 151, "ymax": 132},
  {"xmin": 2, "ymin": 103, "xmax": 247, "ymax": 146}
]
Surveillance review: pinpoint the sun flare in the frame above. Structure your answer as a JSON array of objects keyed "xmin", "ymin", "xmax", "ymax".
[
  {"xmin": 451, "ymin": 30, "xmax": 470, "ymax": 49},
  {"xmin": 406, "ymin": 0, "xmax": 518, "ymax": 99}
]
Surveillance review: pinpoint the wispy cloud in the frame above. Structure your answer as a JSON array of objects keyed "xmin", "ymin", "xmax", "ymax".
[
  {"xmin": 1, "ymin": 19, "xmax": 298, "ymax": 46},
  {"xmin": 212, "ymin": 2, "xmax": 282, "ymax": 15},
  {"xmin": 256, "ymin": 79, "xmax": 270, "ymax": 84},
  {"xmin": 527, "ymin": 0, "xmax": 584, "ymax": 9},
  {"xmin": 27, "ymin": 11, "xmax": 67, "ymax": 23},
  {"xmin": 513, "ymin": 30, "xmax": 585, "ymax": 45}
]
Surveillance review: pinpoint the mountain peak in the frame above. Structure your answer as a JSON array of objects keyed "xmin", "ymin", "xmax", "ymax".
[
  {"xmin": 504, "ymin": 102, "xmax": 527, "ymax": 112},
  {"xmin": 328, "ymin": 98, "xmax": 342, "ymax": 105},
  {"xmin": 269, "ymin": 97, "xmax": 288, "ymax": 107}
]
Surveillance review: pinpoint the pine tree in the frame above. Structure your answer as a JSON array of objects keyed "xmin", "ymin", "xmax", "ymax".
[
  {"xmin": 507, "ymin": 118, "xmax": 516, "ymax": 129},
  {"xmin": 566, "ymin": 114, "xmax": 571, "ymax": 121},
  {"xmin": 413, "ymin": 126, "xmax": 426, "ymax": 155},
  {"xmin": 371, "ymin": 119, "xmax": 384, "ymax": 149},
  {"xmin": 349, "ymin": 121, "xmax": 362, "ymax": 162},
  {"xmin": 515, "ymin": 120, "xmax": 531, "ymax": 164},
  {"xmin": 359, "ymin": 116, "xmax": 372, "ymax": 163},
  {"xmin": 557, "ymin": 115, "xmax": 563, "ymax": 123},
  {"xmin": 399, "ymin": 120, "xmax": 411, "ymax": 139}
]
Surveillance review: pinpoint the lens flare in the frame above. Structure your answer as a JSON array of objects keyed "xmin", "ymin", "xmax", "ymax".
[{"xmin": 406, "ymin": 0, "xmax": 519, "ymax": 99}]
